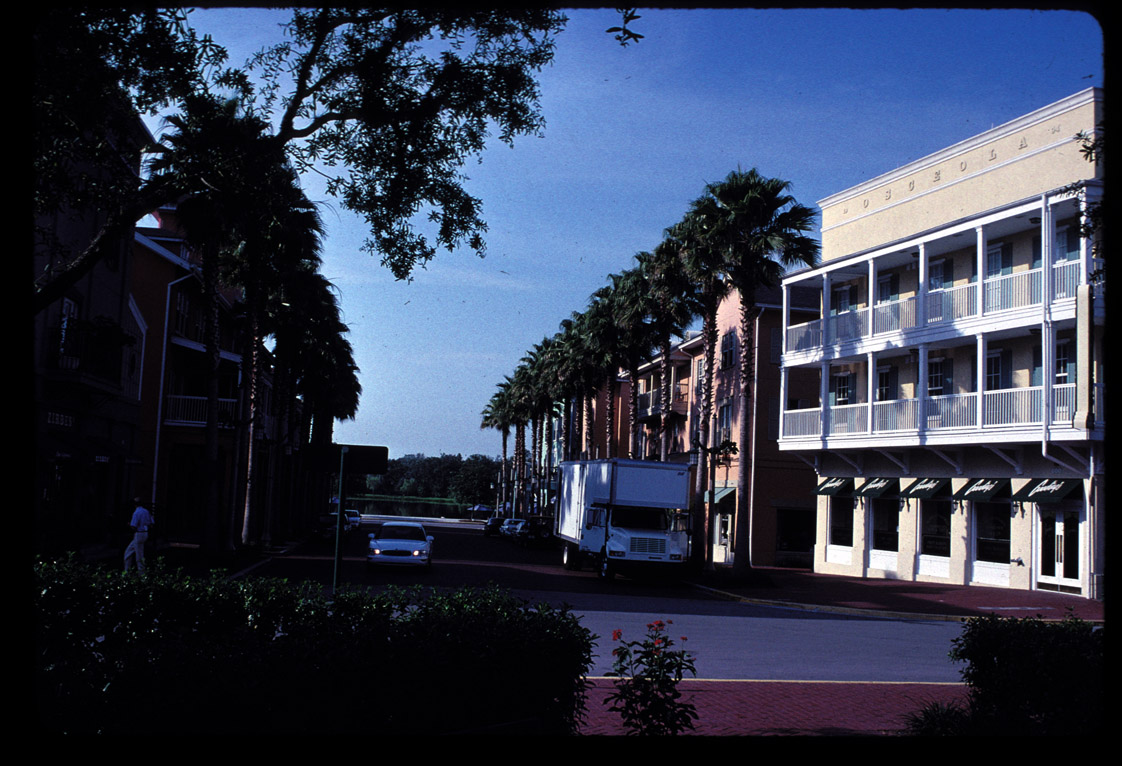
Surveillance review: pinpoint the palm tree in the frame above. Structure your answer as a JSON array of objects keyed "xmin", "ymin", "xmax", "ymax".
[
  {"xmin": 637, "ymin": 242, "xmax": 700, "ymax": 460},
  {"xmin": 482, "ymin": 378, "xmax": 515, "ymax": 513},
  {"xmin": 608, "ymin": 267, "xmax": 658, "ymax": 458},
  {"xmin": 148, "ymin": 95, "xmax": 288, "ymax": 555},
  {"xmin": 702, "ymin": 168, "xmax": 819, "ymax": 577},
  {"xmin": 233, "ymin": 169, "xmax": 325, "ymax": 546},
  {"xmin": 668, "ymin": 196, "xmax": 734, "ymax": 564}
]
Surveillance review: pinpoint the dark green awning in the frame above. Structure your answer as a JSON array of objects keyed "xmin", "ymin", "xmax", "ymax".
[
  {"xmin": 953, "ymin": 478, "xmax": 1010, "ymax": 502},
  {"xmin": 1011, "ymin": 478, "xmax": 1082, "ymax": 504},
  {"xmin": 705, "ymin": 487, "xmax": 736, "ymax": 503},
  {"xmin": 855, "ymin": 477, "xmax": 898, "ymax": 497},
  {"xmin": 816, "ymin": 477, "xmax": 854, "ymax": 495},
  {"xmin": 901, "ymin": 478, "xmax": 950, "ymax": 499}
]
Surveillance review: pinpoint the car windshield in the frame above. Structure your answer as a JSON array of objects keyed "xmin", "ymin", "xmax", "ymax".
[{"xmin": 378, "ymin": 525, "xmax": 426, "ymax": 541}]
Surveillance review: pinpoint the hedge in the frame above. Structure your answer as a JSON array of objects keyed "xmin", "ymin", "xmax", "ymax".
[{"xmin": 34, "ymin": 556, "xmax": 595, "ymax": 735}]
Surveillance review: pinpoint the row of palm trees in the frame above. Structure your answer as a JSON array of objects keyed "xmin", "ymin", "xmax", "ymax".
[
  {"xmin": 150, "ymin": 94, "xmax": 362, "ymax": 553},
  {"xmin": 482, "ymin": 168, "xmax": 819, "ymax": 573}
]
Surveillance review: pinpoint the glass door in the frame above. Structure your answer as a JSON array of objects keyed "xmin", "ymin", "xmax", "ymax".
[{"xmin": 1038, "ymin": 506, "xmax": 1082, "ymax": 591}]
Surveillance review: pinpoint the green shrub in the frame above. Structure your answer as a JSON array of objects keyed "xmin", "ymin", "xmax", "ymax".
[
  {"xmin": 34, "ymin": 555, "xmax": 594, "ymax": 735},
  {"xmin": 906, "ymin": 613, "xmax": 1103, "ymax": 736}
]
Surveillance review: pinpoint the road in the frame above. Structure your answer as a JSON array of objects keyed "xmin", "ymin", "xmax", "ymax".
[{"xmin": 260, "ymin": 518, "xmax": 964, "ymax": 683}]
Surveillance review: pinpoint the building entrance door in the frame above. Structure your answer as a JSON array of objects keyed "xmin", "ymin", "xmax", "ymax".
[{"xmin": 1037, "ymin": 505, "xmax": 1082, "ymax": 593}]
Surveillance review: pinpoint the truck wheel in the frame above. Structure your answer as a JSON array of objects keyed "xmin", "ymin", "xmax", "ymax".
[
  {"xmin": 563, "ymin": 543, "xmax": 579, "ymax": 571},
  {"xmin": 598, "ymin": 551, "xmax": 615, "ymax": 580}
]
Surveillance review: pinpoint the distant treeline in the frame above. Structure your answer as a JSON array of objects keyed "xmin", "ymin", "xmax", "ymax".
[{"xmin": 366, "ymin": 453, "xmax": 502, "ymax": 507}]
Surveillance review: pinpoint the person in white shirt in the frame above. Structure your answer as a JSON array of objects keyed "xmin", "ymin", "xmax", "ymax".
[{"xmin": 124, "ymin": 498, "xmax": 155, "ymax": 574}]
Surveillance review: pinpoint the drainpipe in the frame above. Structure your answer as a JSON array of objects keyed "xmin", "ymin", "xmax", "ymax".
[{"xmin": 151, "ymin": 273, "xmax": 195, "ymax": 506}]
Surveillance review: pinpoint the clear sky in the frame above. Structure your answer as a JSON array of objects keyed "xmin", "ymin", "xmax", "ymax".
[{"xmin": 164, "ymin": 7, "xmax": 1104, "ymax": 460}]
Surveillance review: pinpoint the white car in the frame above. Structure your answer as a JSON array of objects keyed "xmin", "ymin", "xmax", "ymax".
[
  {"xmin": 343, "ymin": 509, "xmax": 361, "ymax": 532},
  {"xmin": 367, "ymin": 521, "xmax": 434, "ymax": 568}
]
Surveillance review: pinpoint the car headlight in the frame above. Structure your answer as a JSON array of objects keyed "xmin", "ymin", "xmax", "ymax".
[{"xmin": 371, "ymin": 548, "xmax": 382, "ymax": 555}]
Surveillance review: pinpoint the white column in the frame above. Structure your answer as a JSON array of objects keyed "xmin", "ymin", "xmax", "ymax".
[
  {"xmin": 867, "ymin": 350, "xmax": 876, "ymax": 433},
  {"xmin": 976, "ymin": 333, "xmax": 987, "ymax": 426},
  {"xmin": 917, "ymin": 242, "xmax": 928, "ymax": 328},
  {"xmin": 820, "ymin": 361, "xmax": 830, "ymax": 438},
  {"xmin": 975, "ymin": 225, "xmax": 987, "ymax": 317},
  {"xmin": 917, "ymin": 343, "xmax": 929, "ymax": 434}
]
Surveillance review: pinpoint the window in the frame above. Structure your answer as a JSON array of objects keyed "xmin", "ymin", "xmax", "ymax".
[
  {"xmin": 986, "ymin": 242, "xmax": 1012, "ymax": 278},
  {"xmin": 974, "ymin": 502, "xmax": 1011, "ymax": 564},
  {"xmin": 928, "ymin": 359, "xmax": 945, "ymax": 397},
  {"xmin": 696, "ymin": 358, "xmax": 704, "ymax": 381},
  {"xmin": 720, "ymin": 331, "xmax": 737, "ymax": 370},
  {"xmin": 877, "ymin": 366, "xmax": 895, "ymax": 402},
  {"xmin": 928, "ymin": 259, "xmax": 946, "ymax": 291},
  {"xmin": 829, "ymin": 496, "xmax": 854, "ymax": 547},
  {"xmin": 717, "ymin": 401, "xmax": 732, "ymax": 444},
  {"xmin": 986, "ymin": 350, "xmax": 1010, "ymax": 390},
  {"xmin": 832, "ymin": 373, "xmax": 852, "ymax": 405},
  {"xmin": 921, "ymin": 500, "xmax": 952, "ymax": 557},
  {"xmin": 833, "ymin": 284, "xmax": 855, "ymax": 314},
  {"xmin": 1055, "ymin": 341, "xmax": 1071, "ymax": 384},
  {"xmin": 1055, "ymin": 225, "xmax": 1079, "ymax": 262},
  {"xmin": 870, "ymin": 498, "xmax": 899, "ymax": 552}
]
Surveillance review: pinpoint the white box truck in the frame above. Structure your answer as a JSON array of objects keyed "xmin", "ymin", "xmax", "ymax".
[{"xmin": 555, "ymin": 458, "xmax": 691, "ymax": 579}]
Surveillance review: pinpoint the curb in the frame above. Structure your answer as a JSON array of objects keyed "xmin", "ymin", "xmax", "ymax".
[{"xmin": 687, "ymin": 581, "xmax": 970, "ymax": 622}]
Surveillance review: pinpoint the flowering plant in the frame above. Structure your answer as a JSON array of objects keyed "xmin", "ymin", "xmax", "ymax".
[{"xmin": 604, "ymin": 619, "xmax": 698, "ymax": 735}]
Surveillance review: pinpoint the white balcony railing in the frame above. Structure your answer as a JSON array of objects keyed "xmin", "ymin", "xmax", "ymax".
[
  {"xmin": 927, "ymin": 392, "xmax": 978, "ymax": 429},
  {"xmin": 785, "ymin": 261, "xmax": 1091, "ymax": 355},
  {"xmin": 827, "ymin": 402, "xmax": 867, "ymax": 435},
  {"xmin": 873, "ymin": 397, "xmax": 918, "ymax": 432},
  {"xmin": 983, "ymin": 269, "xmax": 1042, "ymax": 313},
  {"xmin": 782, "ymin": 407, "xmax": 822, "ymax": 438},
  {"xmin": 872, "ymin": 296, "xmax": 917, "ymax": 335},
  {"xmin": 165, "ymin": 395, "xmax": 239, "ymax": 426},
  {"xmin": 983, "ymin": 387, "xmax": 1042, "ymax": 426},
  {"xmin": 925, "ymin": 283, "xmax": 978, "ymax": 326},
  {"xmin": 781, "ymin": 383, "xmax": 1099, "ymax": 442}
]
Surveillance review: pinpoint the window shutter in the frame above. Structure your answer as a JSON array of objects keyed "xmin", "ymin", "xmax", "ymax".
[
  {"xmin": 1001, "ymin": 242, "xmax": 1013, "ymax": 275},
  {"xmin": 1000, "ymin": 348, "xmax": 1013, "ymax": 389},
  {"xmin": 1031, "ymin": 345, "xmax": 1042, "ymax": 387}
]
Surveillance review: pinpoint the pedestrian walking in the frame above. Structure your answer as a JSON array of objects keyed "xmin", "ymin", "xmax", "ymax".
[{"xmin": 124, "ymin": 498, "xmax": 155, "ymax": 574}]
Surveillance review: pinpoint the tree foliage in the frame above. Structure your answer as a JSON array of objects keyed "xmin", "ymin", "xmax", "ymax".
[{"xmin": 33, "ymin": 8, "xmax": 569, "ymax": 313}]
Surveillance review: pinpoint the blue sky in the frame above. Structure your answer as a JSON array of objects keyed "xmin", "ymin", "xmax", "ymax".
[{"xmin": 163, "ymin": 7, "xmax": 1104, "ymax": 460}]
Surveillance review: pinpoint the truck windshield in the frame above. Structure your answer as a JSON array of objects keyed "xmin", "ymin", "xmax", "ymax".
[{"xmin": 610, "ymin": 506, "xmax": 671, "ymax": 530}]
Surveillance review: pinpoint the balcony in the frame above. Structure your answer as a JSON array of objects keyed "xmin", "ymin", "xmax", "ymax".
[
  {"xmin": 786, "ymin": 260, "xmax": 1097, "ymax": 356},
  {"xmin": 781, "ymin": 383, "xmax": 1098, "ymax": 444},
  {"xmin": 164, "ymin": 395, "xmax": 239, "ymax": 427}
]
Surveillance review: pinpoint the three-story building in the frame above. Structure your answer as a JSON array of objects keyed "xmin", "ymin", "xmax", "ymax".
[{"xmin": 778, "ymin": 88, "xmax": 1104, "ymax": 598}]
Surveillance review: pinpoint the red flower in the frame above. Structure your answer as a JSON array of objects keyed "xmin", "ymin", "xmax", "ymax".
[{"xmin": 612, "ymin": 629, "xmax": 623, "ymax": 641}]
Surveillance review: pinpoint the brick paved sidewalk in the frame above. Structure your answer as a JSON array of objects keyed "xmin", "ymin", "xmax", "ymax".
[{"xmin": 580, "ymin": 678, "xmax": 969, "ymax": 736}]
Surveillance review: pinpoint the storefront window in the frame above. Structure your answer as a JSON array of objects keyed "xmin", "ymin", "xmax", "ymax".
[
  {"xmin": 975, "ymin": 502, "xmax": 1011, "ymax": 563},
  {"xmin": 921, "ymin": 500, "xmax": 952, "ymax": 557},
  {"xmin": 829, "ymin": 496, "xmax": 854, "ymax": 547},
  {"xmin": 871, "ymin": 498, "xmax": 899, "ymax": 551}
]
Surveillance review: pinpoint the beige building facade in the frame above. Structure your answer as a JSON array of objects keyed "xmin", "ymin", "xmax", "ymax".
[{"xmin": 779, "ymin": 88, "xmax": 1104, "ymax": 598}]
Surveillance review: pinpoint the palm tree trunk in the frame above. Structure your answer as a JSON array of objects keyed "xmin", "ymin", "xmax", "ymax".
[
  {"xmin": 660, "ymin": 338, "xmax": 672, "ymax": 461},
  {"xmin": 732, "ymin": 299, "xmax": 761, "ymax": 578},
  {"xmin": 240, "ymin": 295, "xmax": 261, "ymax": 546},
  {"xmin": 201, "ymin": 244, "xmax": 230, "ymax": 555},
  {"xmin": 628, "ymin": 366, "xmax": 640, "ymax": 458},
  {"xmin": 605, "ymin": 377, "xmax": 616, "ymax": 459},
  {"xmin": 693, "ymin": 302, "xmax": 719, "ymax": 566}
]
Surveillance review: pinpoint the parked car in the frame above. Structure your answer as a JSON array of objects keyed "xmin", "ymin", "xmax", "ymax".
[
  {"xmin": 482, "ymin": 516, "xmax": 504, "ymax": 537},
  {"xmin": 367, "ymin": 521, "xmax": 434, "ymax": 568},
  {"xmin": 515, "ymin": 515, "xmax": 554, "ymax": 547},
  {"xmin": 343, "ymin": 509, "xmax": 361, "ymax": 532},
  {"xmin": 500, "ymin": 518, "xmax": 526, "ymax": 539}
]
